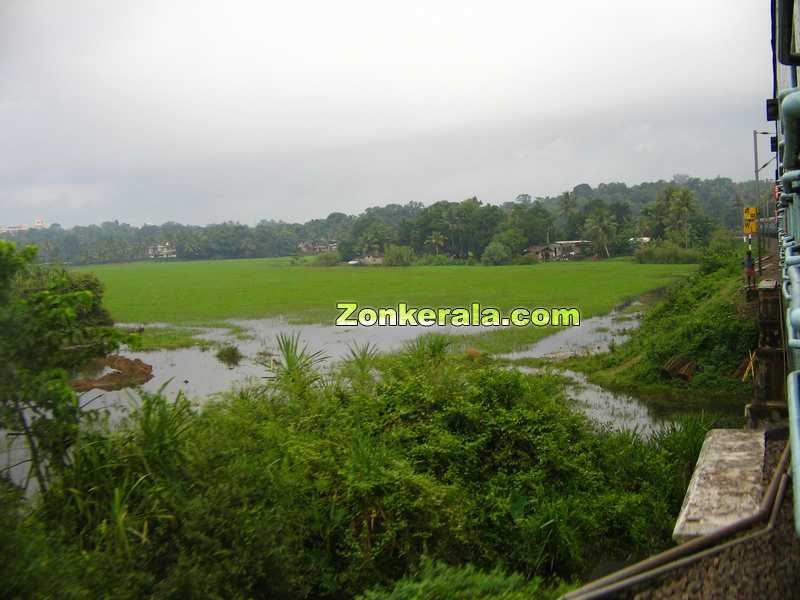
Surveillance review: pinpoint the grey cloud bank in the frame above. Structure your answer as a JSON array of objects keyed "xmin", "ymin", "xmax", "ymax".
[{"xmin": 0, "ymin": 0, "xmax": 774, "ymax": 227}]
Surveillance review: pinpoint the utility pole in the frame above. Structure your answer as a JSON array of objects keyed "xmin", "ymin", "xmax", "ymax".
[
  {"xmin": 753, "ymin": 130, "xmax": 772, "ymax": 275},
  {"xmin": 754, "ymin": 130, "xmax": 762, "ymax": 275}
]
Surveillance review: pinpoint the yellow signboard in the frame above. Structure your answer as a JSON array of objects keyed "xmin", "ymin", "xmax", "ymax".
[{"xmin": 743, "ymin": 206, "xmax": 757, "ymax": 234}]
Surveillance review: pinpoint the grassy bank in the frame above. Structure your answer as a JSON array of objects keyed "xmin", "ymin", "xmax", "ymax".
[
  {"xmin": 4, "ymin": 337, "xmax": 718, "ymax": 599},
  {"xmin": 563, "ymin": 260, "xmax": 756, "ymax": 402}
]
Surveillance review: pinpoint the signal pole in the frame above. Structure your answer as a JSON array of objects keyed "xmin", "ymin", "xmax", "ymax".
[{"xmin": 754, "ymin": 130, "xmax": 772, "ymax": 275}]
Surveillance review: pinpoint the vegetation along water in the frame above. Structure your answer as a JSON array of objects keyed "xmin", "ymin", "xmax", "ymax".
[{"xmin": 0, "ymin": 225, "xmax": 757, "ymax": 599}]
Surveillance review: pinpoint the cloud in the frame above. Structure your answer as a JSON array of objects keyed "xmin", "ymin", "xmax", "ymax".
[{"xmin": 0, "ymin": 0, "xmax": 775, "ymax": 226}]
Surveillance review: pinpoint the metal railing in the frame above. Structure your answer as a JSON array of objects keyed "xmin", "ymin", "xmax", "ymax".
[
  {"xmin": 775, "ymin": 0, "xmax": 800, "ymax": 539},
  {"xmin": 778, "ymin": 177, "xmax": 800, "ymax": 537}
]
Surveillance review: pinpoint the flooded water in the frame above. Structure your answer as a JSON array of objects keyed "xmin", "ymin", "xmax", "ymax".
[
  {"xmin": 513, "ymin": 366, "xmax": 664, "ymax": 436},
  {"xmin": 78, "ymin": 318, "xmax": 496, "ymax": 413},
  {"xmin": 1, "ymin": 303, "xmax": 665, "ymax": 490},
  {"xmin": 77, "ymin": 307, "xmax": 643, "ymax": 416},
  {"xmin": 497, "ymin": 305, "xmax": 640, "ymax": 360}
]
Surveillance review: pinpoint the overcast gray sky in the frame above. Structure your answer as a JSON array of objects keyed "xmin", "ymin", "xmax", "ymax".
[{"xmin": 0, "ymin": 0, "xmax": 775, "ymax": 227}]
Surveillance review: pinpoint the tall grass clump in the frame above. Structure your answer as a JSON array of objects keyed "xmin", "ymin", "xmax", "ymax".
[
  {"xmin": 358, "ymin": 559, "xmax": 571, "ymax": 600},
  {"xmin": 262, "ymin": 332, "xmax": 328, "ymax": 399},
  {"xmin": 401, "ymin": 334, "xmax": 452, "ymax": 366},
  {"xmin": 215, "ymin": 342, "xmax": 244, "ymax": 367},
  {"xmin": 342, "ymin": 341, "xmax": 380, "ymax": 390},
  {"xmin": 43, "ymin": 392, "xmax": 193, "ymax": 558}
]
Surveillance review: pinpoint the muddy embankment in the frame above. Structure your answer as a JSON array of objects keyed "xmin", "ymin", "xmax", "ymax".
[{"xmin": 72, "ymin": 355, "xmax": 154, "ymax": 392}]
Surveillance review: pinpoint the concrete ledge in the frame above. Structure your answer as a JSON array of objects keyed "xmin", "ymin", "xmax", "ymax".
[{"xmin": 672, "ymin": 429, "xmax": 766, "ymax": 544}]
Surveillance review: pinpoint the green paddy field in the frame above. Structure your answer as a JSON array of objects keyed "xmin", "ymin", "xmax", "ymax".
[{"xmin": 79, "ymin": 257, "xmax": 695, "ymax": 353}]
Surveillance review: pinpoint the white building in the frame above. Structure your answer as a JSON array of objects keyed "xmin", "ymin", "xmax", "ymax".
[{"xmin": 0, "ymin": 218, "xmax": 46, "ymax": 235}]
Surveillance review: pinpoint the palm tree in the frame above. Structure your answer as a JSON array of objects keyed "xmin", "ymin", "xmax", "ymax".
[
  {"xmin": 583, "ymin": 211, "xmax": 616, "ymax": 258},
  {"xmin": 425, "ymin": 231, "xmax": 447, "ymax": 256},
  {"xmin": 559, "ymin": 192, "xmax": 577, "ymax": 221},
  {"xmin": 669, "ymin": 188, "xmax": 696, "ymax": 248}
]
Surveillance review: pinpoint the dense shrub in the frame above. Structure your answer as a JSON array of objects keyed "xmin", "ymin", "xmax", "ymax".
[
  {"xmin": 313, "ymin": 251, "xmax": 341, "ymax": 266},
  {"xmin": 573, "ymin": 265, "xmax": 756, "ymax": 393},
  {"xmin": 512, "ymin": 253, "xmax": 539, "ymax": 265},
  {"xmin": 359, "ymin": 559, "xmax": 569, "ymax": 600},
  {"xmin": 215, "ymin": 342, "xmax": 243, "ymax": 366},
  {"xmin": 699, "ymin": 231, "xmax": 743, "ymax": 275},
  {"xmin": 634, "ymin": 242, "xmax": 701, "ymax": 264},
  {"xmin": 481, "ymin": 241, "xmax": 511, "ymax": 265},
  {"xmin": 23, "ymin": 352, "xmax": 712, "ymax": 599},
  {"xmin": 384, "ymin": 244, "xmax": 416, "ymax": 266}
]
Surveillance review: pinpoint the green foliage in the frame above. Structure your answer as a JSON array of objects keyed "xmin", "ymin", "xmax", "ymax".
[
  {"xmin": 126, "ymin": 325, "xmax": 213, "ymax": 351},
  {"xmin": 5, "ymin": 176, "xmax": 758, "ymax": 267},
  {"xmin": 358, "ymin": 559, "xmax": 568, "ymax": 600},
  {"xmin": 698, "ymin": 230, "xmax": 742, "ymax": 275},
  {"xmin": 16, "ymin": 342, "xmax": 714, "ymax": 599},
  {"xmin": 491, "ymin": 227, "xmax": 527, "ymax": 256},
  {"xmin": 0, "ymin": 242, "xmax": 122, "ymax": 491},
  {"xmin": 342, "ymin": 341, "xmax": 380, "ymax": 389},
  {"xmin": 0, "ymin": 478, "xmax": 131, "ymax": 599},
  {"xmin": 414, "ymin": 254, "xmax": 465, "ymax": 266},
  {"xmin": 401, "ymin": 333, "xmax": 453, "ymax": 365},
  {"xmin": 511, "ymin": 253, "xmax": 539, "ymax": 265},
  {"xmin": 481, "ymin": 241, "xmax": 511, "ymax": 265},
  {"xmin": 634, "ymin": 242, "xmax": 701, "ymax": 264},
  {"xmin": 314, "ymin": 251, "xmax": 342, "ymax": 266},
  {"xmin": 384, "ymin": 244, "xmax": 416, "ymax": 266},
  {"xmin": 263, "ymin": 331, "xmax": 328, "ymax": 398},
  {"xmin": 216, "ymin": 342, "xmax": 244, "ymax": 366},
  {"xmin": 639, "ymin": 187, "xmax": 712, "ymax": 248},
  {"xmin": 569, "ymin": 264, "xmax": 756, "ymax": 394},
  {"xmin": 582, "ymin": 211, "xmax": 616, "ymax": 257}
]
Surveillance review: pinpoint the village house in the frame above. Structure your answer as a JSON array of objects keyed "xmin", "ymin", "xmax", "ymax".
[
  {"xmin": 296, "ymin": 240, "xmax": 339, "ymax": 255},
  {"xmin": 147, "ymin": 241, "xmax": 177, "ymax": 259},
  {"xmin": 525, "ymin": 240, "xmax": 592, "ymax": 261},
  {"xmin": 0, "ymin": 218, "xmax": 46, "ymax": 235}
]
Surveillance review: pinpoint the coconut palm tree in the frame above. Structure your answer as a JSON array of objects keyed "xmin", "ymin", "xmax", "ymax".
[
  {"xmin": 582, "ymin": 211, "xmax": 616, "ymax": 258},
  {"xmin": 425, "ymin": 231, "xmax": 447, "ymax": 256}
]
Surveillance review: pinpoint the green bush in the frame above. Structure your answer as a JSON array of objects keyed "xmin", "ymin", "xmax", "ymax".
[
  {"xmin": 21, "ymin": 343, "xmax": 713, "ymax": 599},
  {"xmin": 216, "ymin": 342, "xmax": 244, "ymax": 366},
  {"xmin": 634, "ymin": 242, "xmax": 701, "ymax": 264},
  {"xmin": 512, "ymin": 253, "xmax": 539, "ymax": 265},
  {"xmin": 699, "ymin": 231, "xmax": 742, "ymax": 275},
  {"xmin": 573, "ymin": 266, "xmax": 756, "ymax": 394},
  {"xmin": 384, "ymin": 244, "xmax": 416, "ymax": 266},
  {"xmin": 359, "ymin": 559, "xmax": 569, "ymax": 600},
  {"xmin": 481, "ymin": 241, "xmax": 511, "ymax": 265},
  {"xmin": 313, "ymin": 251, "xmax": 341, "ymax": 266}
]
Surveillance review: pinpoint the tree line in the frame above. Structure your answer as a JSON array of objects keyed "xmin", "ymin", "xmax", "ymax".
[{"xmin": 2, "ymin": 175, "xmax": 766, "ymax": 265}]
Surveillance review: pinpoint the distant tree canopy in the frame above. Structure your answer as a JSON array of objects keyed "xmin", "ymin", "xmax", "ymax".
[{"xmin": 3, "ymin": 175, "xmax": 764, "ymax": 265}]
